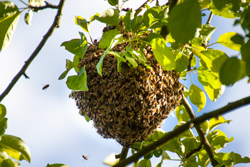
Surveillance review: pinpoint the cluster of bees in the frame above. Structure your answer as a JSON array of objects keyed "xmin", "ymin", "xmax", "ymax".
[{"xmin": 71, "ymin": 32, "xmax": 183, "ymax": 147}]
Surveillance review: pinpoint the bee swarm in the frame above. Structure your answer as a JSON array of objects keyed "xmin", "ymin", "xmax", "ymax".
[{"xmin": 71, "ymin": 38, "xmax": 183, "ymax": 147}]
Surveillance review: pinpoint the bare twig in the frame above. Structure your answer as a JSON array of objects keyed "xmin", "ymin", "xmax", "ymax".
[
  {"xmin": 0, "ymin": 0, "xmax": 66, "ymax": 102},
  {"xmin": 182, "ymin": 95, "xmax": 219, "ymax": 166},
  {"xmin": 134, "ymin": 0, "xmax": 154, "ymax": 17},
  {"xmin": 206, "ymin": 12, "xmax": 213, "ymax": 25},
  {"xmin": 113, "ymin": 96, "xmax": 250, "ymax": 167}
]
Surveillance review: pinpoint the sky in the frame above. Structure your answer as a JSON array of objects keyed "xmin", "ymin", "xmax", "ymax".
[{"xmin": 0, "ymin": 0, "xmax": 250, "ymax": 167}]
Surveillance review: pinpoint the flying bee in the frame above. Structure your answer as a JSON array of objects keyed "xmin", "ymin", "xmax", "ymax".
[
  {"xmin": 82, "ymin": 155, "xmax": 88, "ymax": 160},
  {"xmin": 42, "ymin": 84, "xmax": 49, "ymax": 90}
]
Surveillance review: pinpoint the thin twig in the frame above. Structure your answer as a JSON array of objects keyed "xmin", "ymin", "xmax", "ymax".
[
  {"xmin": 182, "ymin": 95, "xmax": 219, "ymax": 166},
  {"xmin": 116, "ymin": 147, "xmax": 129, "ymax": 161},
  {"xmin": 206, "ymin": 12, "xmax": 213, "ymax": 25},
  {"xmin": 134, "ymin": 0, "xmax": 154, "ymax": 17},
  {"xmin": 113, "ymin": 95, "xmax": 250, "ymax": 167},
  {"xmin": 0, "ymin": 0, "xmax": 66, "ymax": 102}
]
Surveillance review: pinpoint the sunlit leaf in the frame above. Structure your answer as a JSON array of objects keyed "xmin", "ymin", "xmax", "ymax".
[
  {"xmin": 175, "ymin": 105, "xmax": 190, "ymax": 123},
  {"xmin": 200, "ymin": 49, "xmax": 229, "ymax": 74},
  {"xmin": 124, "ymin": 9, "xmax": 134, "ymax": 30},
  {"xmin": 189, "ymin": 84, "xmax": 206, "ymax": 112},
  {"xmin": 230, "ymin": 152, "xmax": 250, "ymax": 165},
  {"xmin": 150, "ymin": 37, "xmax": 175, "ymax": 70},
  {"xmin": 29, "ymin": 0, "xmax": 45, "ymax": 7},
  {"xmin": 61, "ymin": 32, "xmax": 88, "ymax": 58},
  {"xmin": 207, "ymin": 130, "xmax": 233, "ymax": 151},
  {"xmin": 0, "ymin": 116, "xmax": 7, "ymax": 136},
  {"xmin": 0, "ymin": 104, "xmax": 7, "ymax": 118},
  {"xmin": 204, "ymin": 84, "xmax": 225, "ymax": 102},
  {"xmin": 75, "ymin": 16, "xmax": 89, "ymax": 32},
  {"xmin": 0, "ymin": 134, "xmax": 31, "ymax": 163},
  {"xmin": 96, "ymin": 34, "xmax": 123, "ymax": 76},
  {"xmin": 0, "ymin": 10, "xmax": 20, "ymax": 52},
  {"xmin": 209, "ymin": 116, "xmax": 231, "ymax": 132},
  {"xmin": 46, "ymin": 164, "xmax": 69, "ymax": 167},
  {"xmin": 66, "ymin": 66, "xmax": 88, "ymax": 91},
  {"xmin": 99, "ymin": 29, "xmax": 120, "ymax": 49},
  {"xmin": 168, "ymin": 0, "xmax": 201, "ymax": 43},
  {"xmin": 0, "ymin": 1, "xmax": 19, "ymax": 19},
  {"xmin": 130, "ymin": 15, "xmax": 144, "ymax": 33},
  {"xmin": 103, "ymin": 153, "xmax": 119, "ymax": 166},
  {"xmin": 97, "ymin": 8, "xmax": 119, "ymax": 26},
  {"xmin": 217, "ymin": 32, "xmax": 244, "ymax": 51},
  {"xmin": 124, "ymin": 51, "xmax": 138, "ymax": 68},
  {"xmin": 219, "ymin": 57, "xmax": 246, "ymax": 85},
  {"xmin": 209, "ymin": 1, "xmax": 241, "ymax": 18},
  {"xmin": 197, "ymin": 149, "xmax": 210, "ymax": 167},
  {"xmin": 200, "ymin": 120, "xmax": 209, "ymax": 134},
  {"xmin": 1, "ymin": 158, "xmax": 18, "ymax": 167},
  {"xmin": 24, "ymin": 9, "xmax": 33, "ymax": 25},
  {"xmin": 200, "ymin": 24, "xmax": 216, "ymax": 44},
  {"xmin": 174, "ymin": 52, "xmax": 189, "ymax": 72},
  {"xmin": 136, "ymin": 159, "xmax": 151, "ymax": 167}
]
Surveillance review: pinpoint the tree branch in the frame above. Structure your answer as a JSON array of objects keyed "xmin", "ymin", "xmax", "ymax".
[
  {"xmin": 116, "ymin": 147, "xmax": 129, "ymax": 161},
  {"xmin": 113, "ymin": 95, "xmax": 250, "ymax": 167},
  {"xmin": 29, "ymin": 2, "xmax": 59, "ymax": 11},
  {"xmin": 0, "ymin": 0, "xmax": 66, "ymax": 102},
  {"xmin": 134, "ymin": 0, "xmax": 154, "ymax": 17},
  {"xmin": 182, "ymin": 95, "xmax": 219, "ymax": 166},
  {"xmin": 206, "ymin": 12, "xmax": 213, "ymax": 25}
]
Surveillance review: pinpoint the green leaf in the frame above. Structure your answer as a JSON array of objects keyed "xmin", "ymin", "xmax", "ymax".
[
  {"xmin": 181, "ymin": 137, "xmax": 200, "ymax": 155},
  {"xmin": 58, "ymin": 59, "xmax": 76, "ymax": 80},
  {"xmin": 153, "ymin": 149, "xmax": 163, "ymax": 157},
  {"xmin": 0, "ymin": 117, "xmax": 7, "ymax": 136},
  {"xmin": 0, "ymin": 1, "xmax": 19, "ymax": 19},
  {"xmin": 107, "ymin": 0, "xmax": 118, "ymax": 6},
  {"xmin": 207, "ymin": 130, "xmax": 233, "ymax": 151},
  {"xmin": 200, "ymin": 120, "xmax": 209, "ymax": 134},
  {"xmin": 217, "ymin": 32, "xmax": 244, "ymax": 51},
  {"xmin": 219, "ymin": 57, "xmax": 246, "ymax": 85},
  {"xmin": 46, "ymin": 164, "xmax": 70, "ymax": 167},
  {"xmin": 200, "ymin": 24, "xmax": 216, "ymax": 44},
  {"xmin": 97, "ymin": 8, "xmax": 119, "ymax": 26},
  {"xmin": 150, "ymin": 37, "xmax": 175, "ymax": 70},
  {"xmin": 124, "ymin": 51, "xmax": 138, "ymax": 68},
  {"xmin": 96, "ymin": 34, "xmax": 123, "ymax": 76},
  {"xmin": 0, "ymin": 134, "xmax": 31, "ymax": 163},
  {"xmin": 204, "ymin": 84, "xmax": 225, "ymax": 102},
  {"xmin": 29, "ymin": 0, "xmax": 45, "ymax": 7},
  {"xmin": 136, "ymin": 159, "xmax": 151, "ymax": 167},
  {"xmin": 162, "ymin": 137, "xmax": 183, "ymax": 156},
  {"xmin": 99, "ymin": 29, "xmax": 120, "ymax": 49},
  {"xmin": 174, "ymin": 52, "xmax": 189, "ymax": 72},
  {"xmin": 0, "ymin": 104, "xmax": 7, "ymax": 118},
  {"xmin": 130, "ymin": 15, "xmax": 144, "ymax": 33},
  {"xmin": 241, "ymin": 40, "xmax": 250, "ymax": 62},
  {"xmin": 61, "ymin": 32, "xmax": 88, "ymax": 58},
  {"xmin": 209, "ymin": 116, "xmax": 231, "ymax": 132},
  {"xmin": 168, "ymin": 0, "xmax": 201, "ymax": 43},
  {"xmin": 209, "ymin": 1, "xmax": 241, "ymax": 18},
  {"xmin": 162, "ymin": 151, "xmax": 170, "ymax": 160},
  {"xmin": 189, "ymin": 84, "xmax": 206, "ymax": 112},
  {"xmin": 230, "ymin": 152, "xmax": 250, "ymax": 165},
  {"xmin": 200, "ymin": 49, "xmax": 229, "ymax": 74},
  {"xmin": 24, "ymin": 9, "xmax": 33, "ymax": 25},
  {"xmin": 198, "ymin": 69, "xmax": 222, "ymax": 89},
  {"xmin": 1, "ymin": 158, "xmax": 17, "ymax": 167},
  {"xmin": 175, "ymin": 105, "xmax": 190, "ymax": 123},
  {"xmin": 197, "ymin": 149, "xmax": 210, "ymax": 167},
  {"xmin": 0, "ymin": 10, "xmax": 20, "ymax": 52},
  {"xmin": 124, "ymin": 9, "xmax": 134, "ymax": 30},
  {"xmin": 75, "ymin": 16, "xmax": 89, "ymax": 32},
  {"xmin": 66, "ymin": 66, "xmax": 88, "ymax": 91}
]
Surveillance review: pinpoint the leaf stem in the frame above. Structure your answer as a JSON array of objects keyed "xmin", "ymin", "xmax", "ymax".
[
  {"xmin": 112, "ymin": 95, "xmax": 250, "ymax": 167},
  {"xmin": 0, "ymin": 0, "xmax": 66, "ymax": 102}
]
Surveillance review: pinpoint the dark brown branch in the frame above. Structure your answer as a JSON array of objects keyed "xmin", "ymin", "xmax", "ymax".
[
  {"xmin": 116, "ymin": 147, "xmax": 129, "ymax": 161},
  {"xmin": 134, "ymin": 0, "xmax": 154, "ymax": 17},
  {"xmin": 0, "ymin": 0, "xmax": 66, "ymax": 102},
  {"xmin": 206, "ymin": 12, "xmax": 213, "ymax": 25},
  {"xmin": 113, "ymin": 96, "xmax": 250, "ymax": 167},
  {"xmin": 182, "ymin": 95, "xmax": 219, "ymax": 166}
]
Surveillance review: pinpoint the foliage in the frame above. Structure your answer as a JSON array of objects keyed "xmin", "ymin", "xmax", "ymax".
[{"xmin": 0, "ymin": 0, "xmax": 250, "ymax": 167}]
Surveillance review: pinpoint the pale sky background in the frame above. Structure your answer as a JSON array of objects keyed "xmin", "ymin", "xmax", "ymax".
[{"xmin": 0, "ymin": 0, "xmax": 250, "ymax": 167}]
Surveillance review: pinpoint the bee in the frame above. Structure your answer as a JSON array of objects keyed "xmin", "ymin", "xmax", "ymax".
[
  {"xmin": 82, "ymin": 155, "xmax": 88, "ymax": 160},
  {"xmin": 42, "ymin": 84, "xmax": 49, "ymax": 90}
]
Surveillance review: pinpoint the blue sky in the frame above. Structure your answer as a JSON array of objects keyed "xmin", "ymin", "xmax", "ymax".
[{"xmin": 1, "ymin": 0, "xmax": 250, "ymax": 166}]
